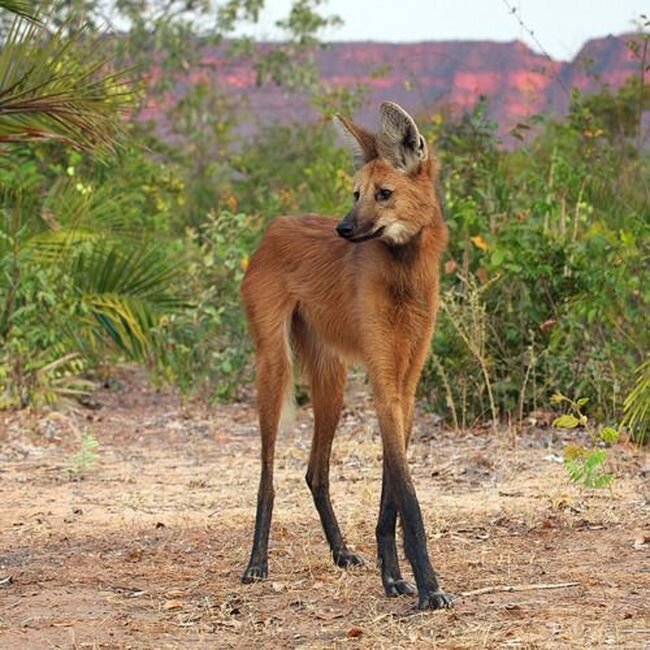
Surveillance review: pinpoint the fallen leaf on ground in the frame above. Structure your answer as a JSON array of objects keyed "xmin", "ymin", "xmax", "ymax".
[
  {"xmin": 163, "ymin": 599, "xmax": 186, "ymax": 611},
  {"xmin": 314, "ymin": 607, "xmax": 351, "ymax": 621},
  {"xmin": 633, "ymin": 532, "xmax": 649, "ymax": 550}
]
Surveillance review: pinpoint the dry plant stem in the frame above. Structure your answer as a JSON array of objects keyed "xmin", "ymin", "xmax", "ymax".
[
  {"xmin": 517, "ymin": 342, "xmax": 535, "ymax": 425},
  {"xmin": 637, "ymin": 36, "xmax": 648, "ymax": 152},
  {"xmin": 432, "ymin": 354, "xmax": 459, "ymax": 430},
  {"xmin": 459, "ymin": 581, "xmax": 579, "ymax": 598},
  {"xmin": 441, "ymin": 277, "xmax": 499, "ymax": 429},
  {"xmin": 479, "ymin": 359, "xmax": 498, "ymax": 431}
]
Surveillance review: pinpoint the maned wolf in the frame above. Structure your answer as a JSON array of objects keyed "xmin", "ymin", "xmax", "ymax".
[{"xmin": 240, "ymin": 102, "xmax": 451, "ymax": 610}]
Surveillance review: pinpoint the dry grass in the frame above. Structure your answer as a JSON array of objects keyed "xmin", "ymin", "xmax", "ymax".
[{"xmin": 0, "ymin": 370, "xmax": 648, "ymax": 649}]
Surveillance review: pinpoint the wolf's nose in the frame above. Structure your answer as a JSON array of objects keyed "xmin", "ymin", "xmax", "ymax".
[{"xmin": 336, "ymin": 222, "xmax": 353, "ymax": 238}]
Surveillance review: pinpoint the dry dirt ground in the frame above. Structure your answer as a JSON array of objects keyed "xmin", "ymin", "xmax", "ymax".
[{"xmin": 0, "ymin": 370, "xmax": 648, "ymax": 649}]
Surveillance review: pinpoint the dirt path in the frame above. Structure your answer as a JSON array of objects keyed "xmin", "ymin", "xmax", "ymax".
[{"xmin": 1, "ymin": 372, "xmax": 648, "ymax": 648}]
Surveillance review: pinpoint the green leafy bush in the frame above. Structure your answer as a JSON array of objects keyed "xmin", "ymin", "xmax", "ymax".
[
  {"xmin": 161, "ymin": 209, "xmax": 264, "ymax": 399},
  {"xmin": 0, "ymin": 4, "xmax": 646, "ymax": 438},
  {"xmin": 420, "ymin": 87, "xmax": 648, "ymax": 427},
  {"xmin": 0, "ymin": 143, "xmax": 189, "ymax": 407},
  {"xmin": 552, "ymin": 393, "xmax": 620, "ymax": 488}
]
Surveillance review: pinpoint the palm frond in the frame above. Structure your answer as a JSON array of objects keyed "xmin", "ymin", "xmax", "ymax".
[
  {"xmin": 623, "ymin": 359, "xmax": 649, "ymax": 443},
  {"xmin": 0, "ymin": 0, "xmax": 44, "ymax": 23},
  {"xmin": 80, "ymin": 294, "xmax": 153, "ymax": 359},
  {"xmin": 25, "ymin": 179, "xmax": 138, "ymax": 262},
  {"xmin": 40, "ymin": 179, "xmax": 137, "ymax": 237},
  {"xmin": 0, "ymin": 17, "xmax": 137, "ymax": 157},
  {"xmin": 69, "ymin": 243, "xmax": 190, "ymax": 362},
  {"xmin": 72, "ymin": 243, "xmax": 189, "ymax": 308},
  {"xmin": 27, "ymin": 228, "xmax": 104, "ymax": 261}
]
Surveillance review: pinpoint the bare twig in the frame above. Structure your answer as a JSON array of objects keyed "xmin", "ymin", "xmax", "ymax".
[
  {"xmin": 0, "ymin": 575, "xmax": 14, "ymax": 587},
  {"xmin": 636, "ymin": 34, "xmax": 648, "ymax": 152},
  {"xmin": 459, "ymin": 581, "xmax": 579, "ymax": 598},
  {"xmin": 430, "ymin": 354, "xmax": 459, "ymax": 431},
  {"xmin": 501, "ymin": 0, "xmax": 570, "ymax": 96}
]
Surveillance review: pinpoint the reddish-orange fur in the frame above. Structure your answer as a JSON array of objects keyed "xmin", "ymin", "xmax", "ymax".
[{"xmin": 240, "ymin": 103, "xmax": 452, "ymax": 610}]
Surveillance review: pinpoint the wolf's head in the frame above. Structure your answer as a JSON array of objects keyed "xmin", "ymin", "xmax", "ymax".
[{"xmin": 334, "ymin": 102, "xmax": 440, "ymax": 246}]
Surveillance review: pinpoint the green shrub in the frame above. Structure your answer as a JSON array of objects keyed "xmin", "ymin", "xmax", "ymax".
[
  {"xmin": 420, "ymin": 88, "xmax": 648, "ymax": 426},
  {"xmin": 1, "ymin": 65, "xmax": 646, "ymax": 438}
]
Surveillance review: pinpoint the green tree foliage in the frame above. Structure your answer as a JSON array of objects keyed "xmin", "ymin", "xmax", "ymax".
[
  {"xmin": 421, "ymin": 86, "xmax": 648, "ymax": 428},
  {"xmin": 0, "ymin": 0, "xmax": 646, "ymax": 445},
  {"xmin": 0, "ymin": 0, "xmax": 341, "ymax": 406},
  {"xmin": 0, "ymin": 144, "xmax": 189, "ymax": 407}
]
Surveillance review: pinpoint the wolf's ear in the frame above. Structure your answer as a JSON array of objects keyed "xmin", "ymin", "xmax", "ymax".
[
  {"xmin": 334, "ymin": 114, "xmax": 378, "ymax": 170},
  {"xmin": 377, "ymin": 102, "xmax": 428, "ymax": 173}
]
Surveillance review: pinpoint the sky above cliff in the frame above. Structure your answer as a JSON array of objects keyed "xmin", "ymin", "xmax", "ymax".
[{"xmin": 235, "ymin": 0, "xmax": 647, "ymax": 61}]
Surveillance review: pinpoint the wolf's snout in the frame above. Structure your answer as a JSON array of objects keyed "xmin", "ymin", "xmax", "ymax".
[{"xmin": 336, "ymin": 221, "xmax": 354, "ymax": 239}]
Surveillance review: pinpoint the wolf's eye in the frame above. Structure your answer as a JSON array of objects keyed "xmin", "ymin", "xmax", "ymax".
[
  {"xmin": 376, "ymin": 188, "xmax": 392, "ymax": 201},
  {"xmin": 353, "ymin": 191, "xmax": 360, "ymax": 202}
]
